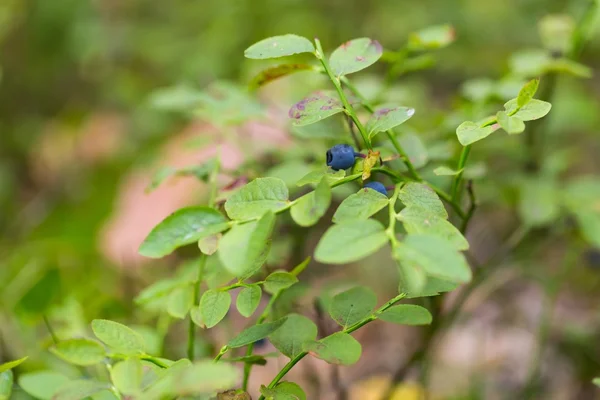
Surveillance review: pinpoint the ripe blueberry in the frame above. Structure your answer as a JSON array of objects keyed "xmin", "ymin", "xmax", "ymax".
[
  {"xmin": 364, "ymin": 181, "xmax": 388, "ymax": 196},
  {"xmin": 326, "ymin": 144, "xmax": 361, "ymax": 171}
]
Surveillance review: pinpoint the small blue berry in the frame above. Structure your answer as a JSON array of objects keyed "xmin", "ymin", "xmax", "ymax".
[
  {"xmin": 326, "ymin": 144, "xmax": 359, "ymax": 171},
  {"xmin": 364, "ymin": 181, "xmax": 388, "ymax": 196}
]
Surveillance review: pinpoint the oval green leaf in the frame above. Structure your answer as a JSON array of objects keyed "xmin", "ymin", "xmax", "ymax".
[
  {"xmin": 53, "ymin": 380, "xmax": 110, "ymax": 400},
  {"xmin": 111, "ymin": 358, "xmax": 143, "ymax": 396},
  {"xmin": 365, "ymin": 106, "xmax": 415, "ymax": 138},
  {"xmin": 456, "ymin": 120, "xmax": 500, "ymax": 146},
  {"xmin": 263, "ymin": 271, "xmax": 298, "ymax": 294},
  {"xmin": 236, "ymin": 285, "xmax": 262, "ymax": 318},
  {"xmin": 199, "ymin": 289, "xmax": 231, "ymax": 328},
  {"xmin": 167, "ymin": 284, "xmax": 194, "ymax": 319},
  {"xmin": 244, "ymin": 35, "xmax": 315, "ymax": 59},
  {"xmin": 288, "ymin": 92, "xmax": 345, "ymax": 126},
  {"xmin": 504, "ymin": 99, "xmax": 552, "ymax": 121},
  {"xmin": 332, "ymin": 187, "xmax": 389, "ymax": 223},
  {"xmin": 91, "ymin": 319, "xmax": 145, "ymax": 354},
  {"xmin": 398, "ymin": 183, "xmax": 447, "ymax": 219},
  {"xmin": 329, "ymin": 286, "xmax": 377, "ymax": 329},
  {"xmin": 250, "ymin": 64, "xmax": 314, "ymax": 89},
  {"xmin": 496, "ymin": 111, "xmax": 525, "ymax": 134},
  {"xmin": 227, "ymin": 318, "xmax": 287, "ymax": 348},
  {"xmin": 315, "ymin": 219, "xmax": 388, "ymax": 264},
  {"xmin": 303, "ymin": 332, "xmax": 362, "ymax": 365},
  {"xmin": 139, "ymin": 206, "xmax": 229, "ymax": 258},
  {"xmin": 18, "ymin": 371, "xmax": 70, "ymax": 400},
  {"xmin": 218, "ymin": 211, "xmax": 275, "ymax": 278},
  {"xmin": 224, "ymin": 178, "xmax": 289, "ymax": 220},
  {"xmin": 397, "ymin": 206, "xmax": 469, "ymax": 250},
  {"xmin": 260, "ymin": 381, "xmax": 306, "ymax": 400},
  {"xmin": 269, "ymin": 314, "xmax": 318, "ymax": 359},
  {"xmin": 395, "ymin": 234, "xmax": 471, "ymax": 283},
  {"xmin": 50, "ymin": 339, "xmax": 106, "ymax": 366},
  {"xmin": 378, "ymin": 304, "xmax": 432, "ymax": 325},
  {"xmin": 329, "ymin": 38, "xmax": 382, "ymax": 76},
  {"xmin": 290, "ymin": 178, "xmax": 331, "ymax": 227}
]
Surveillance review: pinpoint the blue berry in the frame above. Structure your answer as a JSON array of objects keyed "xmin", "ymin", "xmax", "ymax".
[
  {"xmin": 364, "ymin": 181, "xmax": 388, "ymax": 196},
  {"xmin": 326, "ymin": 144, "xmax": 359, "ymax": 171}
]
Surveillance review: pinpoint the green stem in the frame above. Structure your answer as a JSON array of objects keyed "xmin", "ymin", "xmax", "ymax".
[
  {"xmin": 314, "ymin": 39, "xmax": 372, "ymax": 151},
  {"xmin": 257, "ymin": 293, "xmax": 406, "ymax": 400},
  {"xmin": 461, "ymin": 180, "xmax": 477, "ymax": 233},
  {"xmin": 187, "ymin": 157, "xmax": 221, "ymax": 360},
  {"xmin": 450, "ymin": 145, "xmax": 471, "ymax": 203},
  {"xmin": 43, "ymin": 315, "xmax": 59, "ymax": 345},
  {"xmin": 385, "ymin": 186, "xmax": 401, "ymax": 246},
  {"xmin": 341, "ymin": 77, "xmax": 419, "ymax": 179},
  {"xmin": 241, "ymin": 257, "xmax": 311, "ymax": 390}
]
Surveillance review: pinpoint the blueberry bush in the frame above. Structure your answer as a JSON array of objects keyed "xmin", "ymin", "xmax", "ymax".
[{"xmin": 2, "ymin": 1, "xmax": 600, "ymax": 399}]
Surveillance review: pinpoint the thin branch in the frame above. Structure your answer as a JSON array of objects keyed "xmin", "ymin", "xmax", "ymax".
[{"xmin": 461, "ymin": 180, "xmax": 477, "ymax": 233}]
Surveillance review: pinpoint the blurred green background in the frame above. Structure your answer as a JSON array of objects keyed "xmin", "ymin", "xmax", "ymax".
[{"xmin": 2, "ymin": 0, "xmax": 600, "ymax": 398}]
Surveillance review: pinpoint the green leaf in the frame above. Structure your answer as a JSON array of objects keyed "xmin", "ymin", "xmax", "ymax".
[
  {"xmin": 263, "ymin": 271, "xmax": 298, "ymax": 294},
  {"xmin": 332, "ymin": 188, "xmax": 389, "ymax": 223},
  {"xmin": 394, "ymin": 234, "xmax": 471, "ymax": 283},
  {"xmin": 0, "ymin": 356, "xmax": 28, "ymax": 373},
  {"xmin": 198, "ymin": 234, "xmax": 221, "ymax": 255},
  {"xmin": 200, "ymin": 289, "xmax": 231, "ymax": 328},
  {"xmin": 135, "ymin": 278, "xmax": 184, "ymax": 305},
  {"xmin": 504, "ymin": 99, "xmax": 552, "ymax": 121},
  {"xmin": 398, "ymin": 132, "xmax": 429, "ymax": 168},
  {"xmin": 315, "ymin": 219, "xmax": 389, "ymax": 264},
  {"xmin": 518, "ymin": 177, "xmax": 560, "ymax": 227},
  {"xmin": 433, "ymin": 166, "xmax": 462, "ymax": 176},
  {"xmin": 396, "ymin": 258, "xmax": 427, "ymax": 297},
  {"xmin": 269, "ymin": 314, "xmax": 318, "ymax": 359},
  {"xmin": 408, "ymin": 24, "xmax": 455, "ymax": 50},
  {"xmin": 593, "ymin": 377, "xmax": 600, "ymax": 387},
  {"xmin": 550, "ymin": 58, "xmax": 593, "ymax": 78},
  {"xmin": 365, "ymin": 106, "xmax": 415, "ymax": 138},
  {"xmin": 18, "ymin": 371, "xmax": 70, "ymax": 400},
  {"xmin": 236, "ymin": 285, "xmax": 262, "ymax": 317},
  {"xmin": 167, "ymin": 284, "xmax": 194, "ymax": 319},
  {"xmin": 190, "ymin": 306, "xmax": 204, "ymax": 327},
  {"xmin": 290, "ymin": 178, "xmax": 331, "ymax": 227},
  {"xmin": 244, "ymin": 35, "xmax": 315, "ymax": 59},
  {"xmin": 378, "ymin": 304, "xmax": 432, "ymax": 325},
  {"xmin": 225, "ymin": 178, "xmax": 289, "ymax": 220},
  {"xmin": 260, "ymin": 382, "xmax": 306, "ymax": 400},
  {"xmin": 398, "ymin": 183, "xmax": 447, "ymax": 219},
  {"xmin": 148, "ymin": 85, "xmax": 204, "ymax": 112},
  {"xmin": 50, "ymin": 338, "xmax": 106, "ymax": 366},
  {"xmin": 173, "ymin": 360, "xmax": 239, "ymax": 396},
  {"xmin": 329, "ymin": 286, "xmax": 377, "ymax": 329},
  {"xmin": 303, "ymin": 332, "xmax": 361, "ymax": 365},
  {"xmin": 139, "ymin": 207, "xmax": 229, "ymax": 258},
  {"xmin": 250, "ymin": 64, "xmax": 314, "ymax": 89},
  {"xmin": 221, "ymin": 355, "xmax": 268, "ymax": 366},
  {"xmin": 405, "ymin": 276, "xmax": 458, "ymax": 298},
  {"xmin": 146, "ymin": 160, "xmax": 215, "ymax": 193},
  {"xmin": 91, "ymin": 319, "xmax": 145, "ymax": 354},
  {"xmin": 218, "ymin": 211, "xmax": 275, "ymax": 278},
  {"xmin": 227, "ymin": 318, "xmax": 287, "ymax": 348},
  {"xmin": 517, "ymin": 78, "xmax": 539, "ymax": 107},
  {"xmin": 288, "ymin": 92, "xmax": 344, "ymax": 126},
  {"xmin": 111, "ymin": 358, "xmax": 143, "ymax": 396},
  {"xmin": 296, "ymin": 168, "xmax": 345, "ymax": 187},
  {"xmin": 496, "ymin": 111, "xmax": 525, "ymax": 134},
  {"xmin": 456, "ymin": 120, "xmax": 500, "ymax": 146},
  {"xmin": 329, "ymin": 38, "xmax": 383, "ymax": 76},
  {"xmin": 53, "ymin": 380, "xmax": 111, "ymax": 400},
  {"xmin": 0, "ymin": 370, "xmax": 12, "ymax": 400},
  {"xmin": 539, "ymin": 15, "xmax": 575, "ymax": 54},
  {"xmin": 397, "ymin": 206, "xmax": 469, "ymax": 250},
  {"xmin": 142, "ymin": 359, "xmax": 192, "ymax": 399}
]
